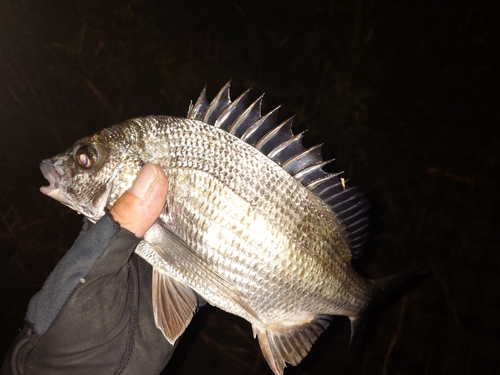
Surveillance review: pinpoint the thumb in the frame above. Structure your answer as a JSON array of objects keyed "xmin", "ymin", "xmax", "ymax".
[{"xmin": 110, "ymin": 163, "xmax": 168, "ymax": 237}]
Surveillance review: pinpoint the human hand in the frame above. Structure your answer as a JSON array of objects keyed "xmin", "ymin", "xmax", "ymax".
[{"xmin": 110, "ymin": 163, "xmax": 168, "ymax": 237}]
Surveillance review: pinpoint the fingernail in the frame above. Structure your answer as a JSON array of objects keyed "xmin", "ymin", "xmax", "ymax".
[{"xmin": 129, "ymin": 163, "xmax": 158, "ymax": 199}]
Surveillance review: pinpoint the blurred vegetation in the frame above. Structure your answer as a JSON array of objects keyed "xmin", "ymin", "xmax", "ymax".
[{"xmin": 0, "ymin": 0, "xmax": 498, "ymax": 374}]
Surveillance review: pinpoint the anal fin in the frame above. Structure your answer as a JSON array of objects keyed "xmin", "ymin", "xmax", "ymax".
[
  {"xmin": 254, "ymin": 315, "xmax": 332, "ymax": 375},
  {"xmin": 152, "ymin": 268, "xmax": 198, "ymax": 345}
]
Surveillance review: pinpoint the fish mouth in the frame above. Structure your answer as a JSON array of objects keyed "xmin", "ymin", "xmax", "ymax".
[{"xmin": 39, "ymin": 159, "xmax": 63, "ymax": 197}]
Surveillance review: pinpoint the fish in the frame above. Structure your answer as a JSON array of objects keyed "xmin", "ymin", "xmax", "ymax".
[{"xmin": 40, "ymin": 82, "xmax": 414, "ymax": 375}]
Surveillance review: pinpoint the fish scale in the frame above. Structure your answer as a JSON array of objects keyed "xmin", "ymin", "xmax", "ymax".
[
  {"xmin": 137, "ymin": 118, "xmax": 367, "ymax": 318},
  {"xmin": 39, "ymin": 82, "xmax": 415, "ymax": 375}
]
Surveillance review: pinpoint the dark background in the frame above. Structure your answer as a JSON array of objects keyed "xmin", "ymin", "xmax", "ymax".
[{"xmin": 0, "ymin": 0, "xmax": 498, "ymax": 374}]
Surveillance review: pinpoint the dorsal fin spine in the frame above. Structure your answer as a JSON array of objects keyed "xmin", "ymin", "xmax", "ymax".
[
  {"xmin": 267, "ymin": 131, "xmax": 306, "ymax": 165},
  {"xmin": 305, "ymin": 173, "xmax": 343, "ymax": 193},
  {"xmin": 293, "ymin": 160, "xmax": 332, "ymax": 187},
  {"xmin": 202, "ymin": 81, "xmax": 232, "ymax": 124},
  {"xmin": 215, "ymin": 89, "xmax": 251, "ymax": 130},
  {"xmin": 188, "ymin": 86, "xmax": 208, "ymax": 120},
  {"xmin": 281, "ymin": 144, "xmax": 323, "ymax": 174},
  {"xmin": 255, "ymin": 117, "xmax": 295, "ymax": 155},
  {"xmin": 228, "ymin": 94, "xmax": 265, "ymax": 138},
  {"xmin": 241, "ymin": 106, "xmax": 281, "ymax": 145}
]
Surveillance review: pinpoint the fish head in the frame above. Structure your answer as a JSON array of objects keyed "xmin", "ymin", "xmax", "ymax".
[{"xmin": 40, "ymin": 128, "xmax": 135, "ymax": 222}]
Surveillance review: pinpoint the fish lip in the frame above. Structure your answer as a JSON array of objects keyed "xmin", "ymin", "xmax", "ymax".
[{"xmin": 39, "ymin": 159, "xmax": 62, "ymax": 195}]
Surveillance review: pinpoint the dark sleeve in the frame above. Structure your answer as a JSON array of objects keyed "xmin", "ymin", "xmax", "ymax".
[{"xmin": 1, "ymin": 214, "xmax": 174, "ymax": 375}]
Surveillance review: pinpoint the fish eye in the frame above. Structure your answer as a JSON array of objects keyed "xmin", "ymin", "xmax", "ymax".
[{"xmin": 74, "ymin": 145, "xmax": 98, "ymax": 169}]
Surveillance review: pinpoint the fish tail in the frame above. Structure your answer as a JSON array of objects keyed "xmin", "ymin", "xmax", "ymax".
[{"xmin": 348, "ymin": 269, "xmax": 424, "ymax": 347}]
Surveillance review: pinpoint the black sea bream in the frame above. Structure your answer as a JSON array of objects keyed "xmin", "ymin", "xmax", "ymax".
[{"xmin": 40, "ymin": 82, "xmax": 412, "ymax": 375}]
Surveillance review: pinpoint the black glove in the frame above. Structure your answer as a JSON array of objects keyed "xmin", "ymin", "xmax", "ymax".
[{"xmin": 1, "ymin": 214, "xmax": 174, "ymax": 375}]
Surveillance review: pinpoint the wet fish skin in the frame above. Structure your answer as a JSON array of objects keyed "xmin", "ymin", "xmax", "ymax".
[{"xmin": 40, "ymin": 84, "xmax": 409, "ymax": 375}]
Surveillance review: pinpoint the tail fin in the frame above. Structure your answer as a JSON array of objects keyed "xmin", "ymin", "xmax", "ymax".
[{"xmin": 349, "ymin": 269, "xmax": 425, "ymax": 346}]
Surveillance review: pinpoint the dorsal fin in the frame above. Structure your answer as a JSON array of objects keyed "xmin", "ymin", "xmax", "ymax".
[{"xmin": 187, "ymin": 82, "xmax": 370, "ymax": 258}]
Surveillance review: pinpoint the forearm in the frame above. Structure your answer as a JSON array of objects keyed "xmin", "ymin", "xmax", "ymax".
[{"xmin": 1, "ymin": 214, "xmax": 174, "ymax": 375}]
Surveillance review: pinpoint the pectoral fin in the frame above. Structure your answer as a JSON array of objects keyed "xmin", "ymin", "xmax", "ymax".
[
  {"xmin": 254, "ymin": 316, "xmax": 332, "ymax": 375},
  {"xmin": 152, "ymin": 268, "xmax": 198, "ymax": 344},
  {"xmin": 142, "ymin": 222, "xmax": 260, "ymax": 324}
]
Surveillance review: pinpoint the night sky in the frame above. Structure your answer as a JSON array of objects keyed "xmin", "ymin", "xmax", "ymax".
[{"xmin": 0, "ymin": 1, "xmax": 498, "ymax": 374}]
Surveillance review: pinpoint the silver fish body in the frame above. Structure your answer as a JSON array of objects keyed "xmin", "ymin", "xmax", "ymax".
[{"xmin": 40, "ymin": 83, "xmax": 410, "ymax": 375}]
